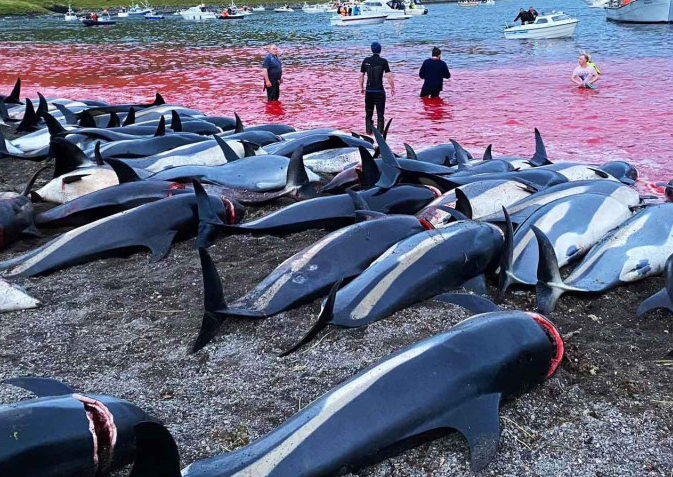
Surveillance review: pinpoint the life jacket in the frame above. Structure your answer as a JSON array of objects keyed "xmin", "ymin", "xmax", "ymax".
[{"xmin": 588, "ymin": 61, "xmax": 601, "ymax": 75}]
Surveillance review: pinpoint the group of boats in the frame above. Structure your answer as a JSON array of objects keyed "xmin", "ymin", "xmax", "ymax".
[
  {"xmin": 457, "ymin": 0, "xmax": 494, "ymax": 7},
  {"xmin": 65, "ymin": 2, "xmax": 164, "ymax": 24},
  {"xmin": 582, "ymin": 0, "xmax": 672, "ymax": 22}
]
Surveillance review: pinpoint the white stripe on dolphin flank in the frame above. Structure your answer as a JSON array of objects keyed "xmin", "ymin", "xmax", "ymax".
[
  {"xmin": 10, "ymin": 209, "xmax": 136, "ymax": 275},
  {"xmin": 227, "ymin": 338, "xmax": 438, "ymax": 477},
  {"xmin": 513, "ymin": 202, "xmax": 572, "ymax": 260},
  {"xmin": 241, "ymin": 226, "xmax": 354, "ymax": 312},
  {"xmin": 349, "ymin": 232, "xmax": 448, "ymax": 321}
]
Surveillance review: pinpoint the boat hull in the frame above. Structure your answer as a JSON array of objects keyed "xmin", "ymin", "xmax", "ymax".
[
  {"xmin": 605, "ymin": 0, "xmax": 673, "ymax": 22},
  {"xmin": 81, "ymin": 19, "xmax": 117, "ymax": 26},
  {"xmin": 179, "ymin": 12, "xmax": 217, "ymax": 19},
  {"xmin": 218, "ymin": 14, "xmax": 245, "ymax": 18},
  {"xmin": 330, "ymin": 14, "xmax": 387, "ymax": 24},
  {"xmin": 64, "ymin": 14, "xmax": 78, "ymax": 20},
  {"xmin": 504, "ymin": 20, "xmax": 578, "ymax": 39}
]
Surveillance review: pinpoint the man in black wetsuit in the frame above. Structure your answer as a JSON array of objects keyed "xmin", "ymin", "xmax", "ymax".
[
  {"xmin": 359, "ymin": 42, "xmax": 395, "ymax": 135},
  {"xmin": 419, "ymin": 47, "xmax": 451, "ymax": 98}
]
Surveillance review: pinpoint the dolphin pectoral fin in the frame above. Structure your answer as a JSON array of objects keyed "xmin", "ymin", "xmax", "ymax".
[
  {"xmin": 460, "ymin": 274, "xmax": 487, "ymax": 296},
  {"xmin": 433, "ymin": 293, "xmax": 501, "ymax": 314},
  {"xmin": 496, "ymin": 207, "xmax": 514, "ymax": 302},
  {"xmin": 2, "ymin": 377, "xmax": 76, "ymax": 397},
  {"xmin": 637, "ymin": 289, "xmax": 673, "ymax": 317},
  {"xmin": 279, "ymin": 280, "xmax": 341, "ymax": 357},
  {"xmin": 438, "ymin": 205, "xmax": 469, "ymax": 223},
  {"xmin": 129, "ymin": 422, "xmax": 181, "ymax": 477},
  {"xmin": 147, "ymin": 231, "xmax": 178, "ymax": 262},
  {"xmin": 61, "ymin": 174, "xmax": 91, "ymax": 184},
  {"xmin": 447, "ymin": 392, "xmax": 502, "ymax": 472}
]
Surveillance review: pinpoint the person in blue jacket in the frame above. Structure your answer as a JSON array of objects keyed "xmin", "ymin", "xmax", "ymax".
[{"xmin": 419, "ymin": 47, "xmax": 451, "ymax": 98}]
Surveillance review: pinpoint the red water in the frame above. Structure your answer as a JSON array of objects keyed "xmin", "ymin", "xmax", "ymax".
[{"xmin": 2, "ymin": 43, "xmax": 671, "ymax": 194}]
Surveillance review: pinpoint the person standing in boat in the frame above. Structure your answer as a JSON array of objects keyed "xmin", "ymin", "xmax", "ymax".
[
  {"xmin": 528, "ymin": 6, "xmax": 538, "ymax": 20},
  {"xmin": 262, "ymin": 45, "xmax": 282, "ymax": 101},
  {"xmin": 571, "ymin": 52, "xmax": 599, "ymax": 89},
  {"xmin": 360, "ymin": 41, "xmax": 395, "ymax": 135},
  {"xmin": 419, "ymin": 47, "xmax": 451, "ymax": 98},
  {"xmin": 514, "ymin": 8, "xmax": 528, "ymax": 24}
]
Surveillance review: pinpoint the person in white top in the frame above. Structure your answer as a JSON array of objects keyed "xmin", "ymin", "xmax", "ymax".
[{"xmin": 571, "ymin": 52, "xmax": 598, "ymax": 89}]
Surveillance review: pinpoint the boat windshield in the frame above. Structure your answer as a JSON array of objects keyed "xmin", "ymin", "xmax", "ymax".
[
  {"xmin": 536, "ymin": 17, "xmax": 548, "ymax": 23},
  {"xmin": 551, "ymin": 14, "xmax": 570, "ymax": 20}
]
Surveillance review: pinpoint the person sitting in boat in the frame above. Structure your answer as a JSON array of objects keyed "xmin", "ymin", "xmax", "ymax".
[
  {"xmin": 222, "ymin": 8, "xmax": 228, "ymax": 16},
  {"xmin": 571, "ymin": 52, "xmax": 599, "ymax": 89},
  {"xmin": 353, "ymin": 3, "xmax": 360, "ymax": 14},
  {"xmin": 91, "ymin": 12, "xmax": 98, "ymax": 20},
  {"xmin": 528, "ymin": 6, "xmax": 538, "ymax": 20}
]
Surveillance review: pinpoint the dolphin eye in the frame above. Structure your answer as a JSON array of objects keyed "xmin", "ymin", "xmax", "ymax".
[{"xmin": 565, "ymin": 245, "xmax": 579, "ymax": 258}]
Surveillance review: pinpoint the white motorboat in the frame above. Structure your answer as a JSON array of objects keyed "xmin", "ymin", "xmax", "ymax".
[
  {"xmin": 253, "ymin": 5, "xmax": 266, "ymax": 10},
  {"xmin": 302, "ymin": 2, "xmax": 325, "ymax": 12},
  {"xmin": 64, "ymin": 4, "xmax": 78, "ymax": 20},
  {"xmin": 330, "ymin": 6, "xmax": 387, "ymax": 24},
  {"xmin": 179, "ymin": 4, "xmax": 218, "ymax": 19},
  {"xmin": 128, "ymin": 3, "xmax": 153, "ymax": 16},
  {"xmin": 403, "ymin": 0, "xmax": 427, "ymax": 14},
  {"xmin": 605, "ymin": 0, "xmax": 672, "ymax": 22},
  {"xmin": 458, "ymin": 0, "xmax": 480, "ymax": 6},
  {"xmin": 118, "ymin": 7, "xmax": 129, "ymax": 17},
  {"xmin": 362, "ymin": 0, "xmax": 412, "ymax": 19},
  {"xmin": 504, "ymin": 11, "xmax": 578, "ymax": 39},
  {"xmin": 274, "ymin": 5, "xmax": 295, "ymax": 11}
]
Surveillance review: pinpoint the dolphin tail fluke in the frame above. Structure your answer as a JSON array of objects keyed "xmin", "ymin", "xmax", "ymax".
[
  {"xmin": 191, "ymin": 248, "xmax": 265, "ymax": 353},
  {"xmin": 53, "ymin": 103, "xmax": 78, "ymax": 125},
  {"xmin": 170, "ymin": 110, "xmax": 182, "ymax": 132},
  {"xmin": 17, "ymin": 98, "xmax": 38, "ymax": 133},
  {"xmin": 637, "ymin": 289, "xmax": 673, "ymax": 317},
  {"xmin": 153, "ymin": 93, "xmax": 165, "ymax": 106},
  {"xmin": 42, "ymin": 111, "xmax": 68, "ymax": 137},
  {"xmin": 193, "ymin": 180, "xmax": 226, "ymax": 249},
  {"xmin": 129, "ymin": 422, "xmax": 181, "ymax": 477},
  {"xmin": 532, "ymin": 225, "xmax": 565, "ymax": 313},
  {"xmin": 483, "ymin": 144, "xmax": 493, "ymax": 161},
  {"xmin": 279, "ymin": 280, "xmax": 341, "ymax": 357},
  {"xmin": 123, "ymin": 107, "xmax": 136, "ymax": 126},
  {"xmin": 496, "ymin": 206, "xmax": 515, "ymax": 302},
  {"xmin": 21, "ymin": 165, "xmax": 51, "ymax": 197},
  {"xmin": 154, "ymin": 116, "xmax": 166, "ymax": 137},
  {"xmin": 530, "ymin": 128, "xmax": 551, "ymax": 166}
]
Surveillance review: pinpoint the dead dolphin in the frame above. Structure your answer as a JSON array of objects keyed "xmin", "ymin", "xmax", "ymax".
[
  {"xmin": 283, "ymin": 220, "xmax": 505, "ymax": 355},
  {"xmin": 533, "ymin": 203, "xmax": 673, "ymax": 313},
  {"xmin": 497, "ymin": 194, "xmax": 633, "ymax": 297},
  {"xmin": 0, "ymin": 192, "xmax": 244, "ymax": 278},
  {"xmin": 488, "ymin": 128, "xmax": 551, "ymax": 168},
  {"xmin": 135, "ymin": 311, "xmax": 563, "ymax": 476},
  {"xmin": 192, "ymin": 214, "xmax": 430, "ymax": 351},
  {"xmin": 0, "ymin": 377, "xmax": 158, "ymax": 477},
  {"xmin": 637, "ymin": 253, "xmax": 673, "ymax": 316},
  {"xmin": 0, "ymin": 166, "xmax": 48, "ymax": 249},
  {"xmin": 598, "ymin": 161, "xmax": 639, "ymax": 185}
]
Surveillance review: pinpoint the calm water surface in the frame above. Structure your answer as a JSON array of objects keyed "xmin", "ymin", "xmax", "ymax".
[{"xmin": 1, "ymin": 1, "xmax": 671, "ymax": 188}]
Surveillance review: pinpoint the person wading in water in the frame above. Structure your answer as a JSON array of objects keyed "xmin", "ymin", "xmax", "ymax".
[
  {"xmin": 262, "ymin": 45, "xmax": 282, "ymax": 101},
  {"xmin": 419, "ymin": 47, "xmax": 451, "ymax": 98},
  {"xmin": 359, "ymin": 41, "xmax": 395, "ymax": 134}
]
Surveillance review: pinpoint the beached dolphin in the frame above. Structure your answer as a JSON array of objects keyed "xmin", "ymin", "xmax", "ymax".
[
  {"xmin": 77, "ymin": 93, "xmax": 166, "ymax": 116},
  {"xmin": 417, "ymin": 179, "xmax": 537, "ymax": 226},
  {"xmin": 283, "ymin": 220, "xmax": 505, "ymax": 355},
  {"xmin": 133, "ymin": 311, "xmax": 563, "ymax": 477},
  {"xmin": 598, "ymin": 161, "xmax": 638, "ymax": 185},
  {"xmin": 0, "ymin": 192, "xmax": 244, "ymax": 278},
  {"xmin": 486, "ymin": 128, "xmax": 551, "ymax": 168},
  {"xmin": 403, "ymin": 142, "xmax": 472, "ymax": 165},
  {"xmin": 535, "ymin": 163, "xmax": 619, "ymax": 182},
  {"xmin": 478, "ymin": 180, "xmax": 642, "ymax": 224},
  {"xmin": 0, "ymin": 278, "xmax": 40, "ymax": 312},
  {"xmin": 0, "ymin": 167, "xmax": 47, "ymax": 249},
  {"xmin": 497, "ymin": 194, "xmax": 633, "ymax": 297},
  {"xmin": 192, "ymin": 214, "xmax": 430, "ymax": 351},
  {"xmin": 0, "ymin": 377, "xmax": 158, "ymax": 477},
  {"xmin": 264, "ymin": 133, "xmax": 374, "ymax": 159},
  {"xmin": 195, "ymin": 181, "xmax": 436, "ymax": 248},
  {"xmin": 637, "ymin": 253, "xmax": 673, "ymax": 316},
  {"xmin": 532, "ymin": 203, "xmax": 673, "ymax": 313}
]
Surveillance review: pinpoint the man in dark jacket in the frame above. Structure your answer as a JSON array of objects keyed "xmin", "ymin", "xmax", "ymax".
[
  {"xmin": 262, "ymin": 44, "xmax": 282, "ymax": 101},
  {"xmin": 528, "ymin": 6, "xmax": 538, "ymax": 20},
  {"xmin": 359, "ymin": 41, "xmax": 395, "ymax": 134},
  {"xmin": 514, "ymin": 7, "xmax": 532, "ymax": 23},
  {"xmin": 419, "ymin": 47, "xmax": 451, "ymax": 98}
]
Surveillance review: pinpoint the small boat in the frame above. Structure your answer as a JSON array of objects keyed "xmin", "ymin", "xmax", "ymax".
[
  {"xmin": 504, "ymin": 11, "xmax": 578, "ymax": 39},
  {"xmin": 118, "ymin": 7, "xmax": 129, "ymax": 17},
  {"xmin": 218, "ymin": 11, "xmax": 246, "ymax": 18},
  {"xmin": 252, "ymin": 4, "xmax": 266, "ymax": 10},
  {"xmin": 144, "ymin": 12, "xmax": 164, "ymax": 19},
  {"xmin": 330, "ymin": 6, "xmax": 387, "ymax": 24},
  {"xmin": 81, "ymin": 15, "xmax": 116, "ymax": 26},
  {"xmin": 605, "ymin": 0, "xmax": 673, "ymax": 22},
  {"xmin": 64, "ymin": 4, "xmax": 78, "ymax": 20},
  {"xmin": 458, "ymin": 0, "xmax": 480, "ymax": 7},
  {"xmin": 362, "ymin": 0, "xmax": 412, "ymax": 19},
  {"xmin": 179, "ymin": 4, "xmax": 218, "ymax": 19},
  {"xmin": 403, "ymin": 0, "xmax": 427, "ymax": 14},
  {"xmin": 274, "ymin": 5, "xmax": 295, "ymax": 12},
  {"xmin": 302, "ymin": 2, "xmax": 325, "ymax": 12},
  {"xmin": 127, "ymin": 3, "xmax": 153, "ymax": 16}
]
